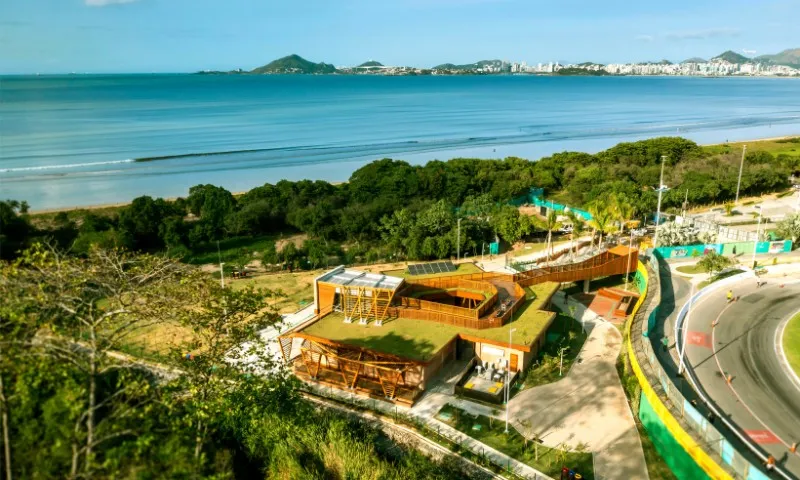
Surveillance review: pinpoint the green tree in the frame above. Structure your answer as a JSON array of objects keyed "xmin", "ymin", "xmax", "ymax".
[
  {"xmin": 537, "ymin": 210, "xmax": 563, "ymax": 262},
  {"xmin": 587, "ymin": 202, "xmax": 617, "ymax": 249},
  {"xmin": 566, "ymin": 211, "xmax": 586, "ymax": 259},
  {"xmin": 777, "ymin": 213, "xmax": 800, "ymax": 244},
  {"xmin": 493, "ymin": 205, "xmax": 531, "ymax": 246},
  {"xmin": 5, "ymin": 244, "xmax": 201, "ymax": 477},
  {"xmin": 697, "ymin": 251, "xmax": 733, "ymax": 278},
  {"xmin": 171, "ymin": 283, "xmax": 284, "ymax": 464}
]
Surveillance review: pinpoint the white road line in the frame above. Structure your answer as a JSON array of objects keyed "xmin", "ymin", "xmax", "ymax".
[
  {"xmin": 709, "ymin": 293, "xmax": 791, "ymax": 450},
  {"xmin": 775, "ymin": 307, "xmax": 800, "ymax": 395}
]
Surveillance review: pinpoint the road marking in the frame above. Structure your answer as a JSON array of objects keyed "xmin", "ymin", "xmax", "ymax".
[
  {"xmin": 775, "ymin": 307, "xmax": 800, "ymax": 395},
  {"xmin": 709, "ymin": 292, "xmax": 793, "ymax": 451},
  {"xmin": 686, "ymin": 331, "xmax": 712, "ymax": 348},
  {"xmin": 746, "ymin": 430, "xmax": 782, "ymax": 444}
]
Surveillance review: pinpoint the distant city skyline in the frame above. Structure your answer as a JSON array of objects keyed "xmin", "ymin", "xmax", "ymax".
[{"xmin": 1, "ymin": 0, "xmax": 799, "ymax": 74}]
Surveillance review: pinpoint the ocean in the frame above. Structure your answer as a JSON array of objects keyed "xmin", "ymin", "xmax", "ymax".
[{"xmin": 2, "ymin": 74, "xmax": 800, "ymax": 210}]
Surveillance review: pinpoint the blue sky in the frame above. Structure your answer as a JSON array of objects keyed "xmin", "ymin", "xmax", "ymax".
[{"xmin": 1, "ymin": 0, "xmax": 798, "ymax": 73}]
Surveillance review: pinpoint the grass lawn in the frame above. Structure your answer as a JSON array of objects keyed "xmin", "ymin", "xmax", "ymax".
[
  {"xmin": 230, "ymin": 270, "xmax": 318, "ymax": 313},
  {"xmin": 300, "ymin": 282, "xmax": 560, "ymax": 361},
  {"xmin": 381, "ymin": 262, "xmax": 483, "ymax": 280},
  {"xmin": 181, "ymin": 235, "xmax": 278, "ymax": 265},
  {"xmin": 518, "ymin": 312, "xmax": 587, "ymax": 390},
  {"xmin": 675, "ymin": 264, "xmax": 705, "ymax": 275},
  {"xmin": 114, "ymin": 320, "xmax": 195, "ymax": 363},
  {"xmin": 436, "ymin": 404, "xmax": 594, "ymax": 479},
  {"xmin": 782, "ymin": 312, "xmax": 800, "ymax": 379},
  {"xmin": 703, "ymin": 137, "xmax": 800, "ymax": 158},
  {"xmin": 697, "ymin": 269, "xmax": 745, "ymax": 289}
]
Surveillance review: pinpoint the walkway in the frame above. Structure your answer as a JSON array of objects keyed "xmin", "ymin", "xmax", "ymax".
[
  {"xmin": 507, "ymin": 292, "xmax": 649, "ymax": 480},
  {"xmin": 305, "ymin": 382, "xmax": 553, "ymax": 479}
]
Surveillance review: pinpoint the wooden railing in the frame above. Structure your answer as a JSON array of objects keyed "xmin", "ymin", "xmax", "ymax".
[{"xmin": 398, "ymin": 278, "xmax": 500, "ymax": 320}]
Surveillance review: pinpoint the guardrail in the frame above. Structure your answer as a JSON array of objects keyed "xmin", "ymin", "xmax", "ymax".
[
  {"xmin": 626, "ymin": 259, "xmax": 738, "ymax": 479},
  {"xmin": 672, "ymin": 269, "xmax": 794, "ymax": 480}
]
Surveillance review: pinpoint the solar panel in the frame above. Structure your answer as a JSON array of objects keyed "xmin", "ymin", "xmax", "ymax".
[{"xmin": 406, "ymin": 260, "xmax": 457, "ymax": 276}]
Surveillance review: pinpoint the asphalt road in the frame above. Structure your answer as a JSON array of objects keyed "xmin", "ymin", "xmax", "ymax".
[{"xmin": 683, "ymin": 279, "xmax": 800, "ymax": 477}]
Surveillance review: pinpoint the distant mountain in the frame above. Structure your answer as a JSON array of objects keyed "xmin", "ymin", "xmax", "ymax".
[
  {"xmin": 358, "ymin": 61, "xmax": 383, "ymax": 67},
  {"xmin": 251, "ymin": 54, "xmax": 337, "ymax": 74},
  {"xmin": 433, "ymin": 59, "xmax": 503, "ymax": 70},
  {"xmin": 682, "ymin": 57, "xmax": 707, "ymax": 64},
  {"xmin": 756, "ymin": 48, "xmax": 800, "ymax": 67},
  {"xmin": 710, "ymin": 50, "xmax": 750, "ymax": 64}
]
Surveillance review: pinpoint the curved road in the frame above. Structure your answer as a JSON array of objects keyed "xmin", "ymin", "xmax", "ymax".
[{"xmin": 683, "ymin": 279, "xmax": 800, "ymax": 477}]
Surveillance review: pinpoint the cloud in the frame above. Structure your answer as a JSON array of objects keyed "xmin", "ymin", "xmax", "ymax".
[
  {"xmin": 664, "ymin": 27, "xmax": 740, "ymax": 40},
  {"xmin": 85, "ymin": 0, "xmax": 139, "ymax": 6},
  {"xmin": 635, "ymin": 35, "xmax": 654, "ymax": 42},
  {"xmin": 742, "ymin": 49, "xmax": 757, "ymax": 55}
]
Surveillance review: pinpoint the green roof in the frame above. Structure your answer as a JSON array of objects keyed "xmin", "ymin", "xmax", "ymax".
[{"xmin": 299, "ymin": 282, "xmax": 559, "ymax": 362}]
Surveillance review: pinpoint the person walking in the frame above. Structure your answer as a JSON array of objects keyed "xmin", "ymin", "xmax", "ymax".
[{"xmin": 726, "ymin": 289, "xmax": 734, "ymax": 303}]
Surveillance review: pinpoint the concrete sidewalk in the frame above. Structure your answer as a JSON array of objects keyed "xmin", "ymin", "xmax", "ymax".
[{"xmin": 507, "ymin": 293, "xmax": 650, "ymax": 480}]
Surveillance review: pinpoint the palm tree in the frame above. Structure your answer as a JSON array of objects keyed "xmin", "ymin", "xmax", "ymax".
[
  {"xmin": 566, "ymin": 210, "xmax": 586, "ymax": 259},
  {"xmin": 539, "ymin": 210, "xmax": 563, "ymax": 263},
  {"xmin": 588, "ymin": 202, "xmax": 617, "ymax": 249}
]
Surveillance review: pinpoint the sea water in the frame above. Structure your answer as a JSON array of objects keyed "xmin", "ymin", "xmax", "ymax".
[{"xmin": 1, "ymin": 74, "xmax": 800, "ymax": 209}]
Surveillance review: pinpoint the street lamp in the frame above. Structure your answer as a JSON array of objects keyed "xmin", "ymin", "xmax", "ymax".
[
  {"xmin": 735, "ymin": 145, "xmax": 747, "ymax": 204},
  {"xmin": 751, "ymin": 205, "xmax": 763, "ymax": 269},
  {"xmin": 505, "ymin": 327, "xmax": 517, "ymax": 434},
  {"xmin": 653, "ymin": 156, "xmax": 669, "ymax": 249}
]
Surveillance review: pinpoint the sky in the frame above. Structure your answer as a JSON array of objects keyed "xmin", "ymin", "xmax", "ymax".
[{"xmin": 1, "ymin": 0, "xmax": 799, "ymax": 74}]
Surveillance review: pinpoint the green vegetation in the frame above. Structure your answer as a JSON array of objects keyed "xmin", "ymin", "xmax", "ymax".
[
  {"xmin": 0, "ymin": 246, "xmax": 469, "ymax": 479},
  {"xmin": 782, "ymin": 312, "xmax": 800, "ymax": 379},
  {"xmin": 382, "ymin": 262, "xmax": 483, "ymax": 279},
  {"xmin": 704, "ymin": 137, "xmax": 800, "ymax": 158},
  {"xmin": 698, "ymin": 269, "xmax": 745, "ymax": 289},
  {"xmin": 555, "ymin": 67, "xmax": 610, "ymax": 76},
  {"xmin": 675, "ymin": 264, "xmax": 705, "ymax": 275},
  {"xmin": 302, "ymin": 283, "xmax": 559, "ymax": 360},
  {"xmin": 696, "ymin": 251, "xmax": 734, "ymax": 278},
  {"xmin": 436, "ymin": 404, "xmax": 594, "ymax": 479},
  {"xmin": 251, "ymin": 54, "xmax": 337, "ymax": 74},
  {"xmin": 710, "ymin": 50, "xmax": 750, "ymax": 64},
  {"xmin": 231, "ymin": 269, "xmax": 318, "ymax": 313},
  {"xmin": 519, "ymin": 312, "xmax": 587, "ymax": 389},
  {"xmin": 7, "ymin": 137, "xmax": 797, "ymax": 270}
]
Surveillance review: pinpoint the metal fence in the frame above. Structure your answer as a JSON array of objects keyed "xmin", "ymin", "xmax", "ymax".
[{"xmin": 633, "ymin": 254, "xmax": 776, "ymax": 480}]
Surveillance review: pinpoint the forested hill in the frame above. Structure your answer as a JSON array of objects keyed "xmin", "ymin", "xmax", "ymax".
[
  {"xmin": 251, "ymin": 54, "xmax": 337, "ymax": 74},
  {"xmin": 4, "ymin": 137, "xmax": 797, "ymax": 267}
]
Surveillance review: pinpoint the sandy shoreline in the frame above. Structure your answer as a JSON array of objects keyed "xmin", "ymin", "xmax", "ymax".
[{"xmin": 27, "ymin": 135, "xmax": 798, "ymax": 215}]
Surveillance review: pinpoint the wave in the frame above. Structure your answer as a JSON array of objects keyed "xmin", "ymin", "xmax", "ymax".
[
  {"xmin": 4, "ymin": 112, "xmax": 800, "ymax": 179},
  {"xmin": 1, "ymin": 158, "xmax": 134, "ymax": 173}
]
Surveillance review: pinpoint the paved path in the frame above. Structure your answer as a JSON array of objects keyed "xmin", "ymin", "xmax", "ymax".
[{"xmin": 507, "ymin": 292, "xmax": 649, "ymax": 480}]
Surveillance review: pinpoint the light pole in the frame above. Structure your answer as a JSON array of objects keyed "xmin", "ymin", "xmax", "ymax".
[
  {"xmin": 457, "ymin": 218, "xmax": 462, "ymax": 261},
  {"xmin": 624, "ymin": 228, "xmax": 634, "ymax": 291},
  {"xmin": 751, "ymin": 205, "xmax": 763, "ymax": 269},
  {"xmin": 219, "ymin": 262, "xmax": 225, "ymax": 289},
  {"xmin": 559, "ymin": 346, "xmax": 569, "ymax": 376},
  {"xmin": 735, "ymin": 145, "xmax": 747, "ymax": 205},
  {"xmin": 505, "ymin": 327, "xmax": 517, "ymax": 434},
  {"xmin": 653, "ymin": 156, "xmax": 668, "ymax": 249}
]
